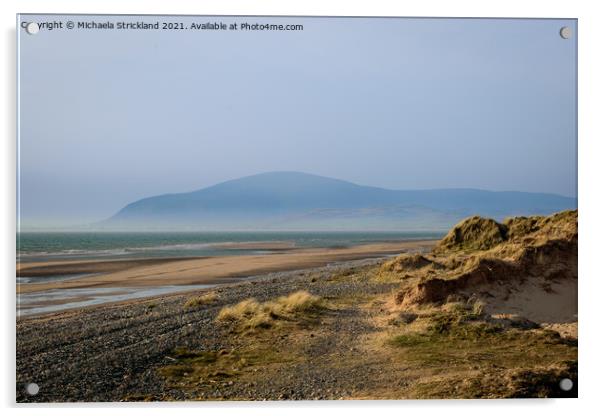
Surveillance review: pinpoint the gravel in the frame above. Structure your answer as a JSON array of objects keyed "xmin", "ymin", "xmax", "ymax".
[{"xmin": 17, "ymin": 257, "xmax": 399, "ymax": 402}]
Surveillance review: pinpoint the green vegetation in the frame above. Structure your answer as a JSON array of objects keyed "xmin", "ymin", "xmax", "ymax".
[
  {"xmin": 159, "ymin": 345, "xmax": 293, "ymax": 389},
  {"xmin": 388, "ymin": 307, "xmax": 577, "ymax": 398}
]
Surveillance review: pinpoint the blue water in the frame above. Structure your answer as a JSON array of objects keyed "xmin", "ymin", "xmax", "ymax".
[{"xmin": 17, "ymin": 231, "xmax": 441, "ymax": 263}]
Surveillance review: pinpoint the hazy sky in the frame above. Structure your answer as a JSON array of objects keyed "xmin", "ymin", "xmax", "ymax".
[{"xmin": 18, "ymin": 16, "xmax": 577, "ymax": 227}]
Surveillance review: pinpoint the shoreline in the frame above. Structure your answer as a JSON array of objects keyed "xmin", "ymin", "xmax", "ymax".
[
  {"xmin": 17, "ymin": 239, "xmax": 436, "ymax": 295},
  {"xmin": 16, "ymin": 257, "xmax": 383, "ymax": 320}
]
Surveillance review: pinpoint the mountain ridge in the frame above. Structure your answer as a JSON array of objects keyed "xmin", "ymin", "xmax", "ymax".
[{"xmin": 103, "ymin": 172, "xmax": 576, "ymax": 231}]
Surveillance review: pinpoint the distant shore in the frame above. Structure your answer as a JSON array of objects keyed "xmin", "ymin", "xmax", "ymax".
[{"xmin": 17, "ymin": 240, "xmax": 436, "ymax": 295}]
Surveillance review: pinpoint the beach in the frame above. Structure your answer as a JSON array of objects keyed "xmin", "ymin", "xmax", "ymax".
[
  {"xmin": 15, "ymin": 211, "xmax": 578, "ymax": 401},
  {"xmin": 17, "ymin": 258, "xmax": 398, "ymax": 402},
  {"xmin": 17, "ymin": 240, "xmax": 436, "ymax": 315}
]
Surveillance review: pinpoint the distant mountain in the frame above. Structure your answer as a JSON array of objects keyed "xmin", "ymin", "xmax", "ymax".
[{"xmin": 102, "ymin": 172, "xmax": 576, "ymax": 231}]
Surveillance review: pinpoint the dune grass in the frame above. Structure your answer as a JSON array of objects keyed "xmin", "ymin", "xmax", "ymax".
[
  {"xmin": 184, "ymin": 292, "xmax": 218, "ymax": 309},
  {"xmin": 161, "ymin": 291, "xmax": 324, "ymax": 388},
  {"xmin": 216, "ymin": 290, "xmax": 325, "ymax": 331}
]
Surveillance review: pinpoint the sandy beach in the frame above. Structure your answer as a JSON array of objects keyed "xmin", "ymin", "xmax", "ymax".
[{"xmin": 17, "ymin": 240, "xmax": 436, "ymax": 295}]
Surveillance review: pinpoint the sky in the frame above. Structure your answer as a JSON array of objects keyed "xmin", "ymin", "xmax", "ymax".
[{"xmin": 18, "ymin": 16, "xmax": 577, "ymax": 228}]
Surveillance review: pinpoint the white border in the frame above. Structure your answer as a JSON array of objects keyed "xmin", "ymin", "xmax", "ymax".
[{"xmin": 3, "ymin": 1, "xmax": 601, "ymax": 415}]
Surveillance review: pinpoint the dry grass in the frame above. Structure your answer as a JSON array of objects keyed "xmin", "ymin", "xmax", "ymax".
[
  {"xmin": 161, "ymin": 291, "xmax": 327, "ymax": 395},
  {"xmin": 434, "ymin": 216, "xmax": 508, "ymax": 253},
  {"xmin": 386, "ymin": 307, "xmax": 577, "ymax": 398},
  {"xmin": 276, "ymin": 290, "xmax": 323, "ymax": 312},
  {"xmin": 385, "ymin": 211, "xmax": 577, "ymax": 309},
  {"xmin": 184, "ymin": 292, "xmax": 218, "ymax": 309},
  {"xmin": 381, "ymin": 254, "xmax": 434, "ymax": 273},
  {"xmin": 216, "ymin": 290, "xmax": 325, "ymax": 331},
  {"xmin": 216, "ymin": 298, "xmax": 272, "ymax": 329},
  {"xmin": 376, "ymin": 254, "xmax": 440, "ymax": 283},
  {"xmin": 435, "ymin": 210, "xmax": 577, "ymax": 255}
]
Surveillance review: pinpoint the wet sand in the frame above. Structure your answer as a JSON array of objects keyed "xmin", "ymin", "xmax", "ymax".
[
  {"xmin": 17, "ymin": 257, "xmax": 202, "ymax": 277},
  {"xmin": 17, "ymin": 285, "xmax": 218, "ymax": 317},
  {"xmin": 17, "ymin": 240, "xmax": 435, "ymax": 294}
]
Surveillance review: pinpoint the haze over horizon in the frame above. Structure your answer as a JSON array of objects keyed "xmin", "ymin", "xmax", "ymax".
[
  {"xmin": 18, "ymin": 16, "xmax": 577, "ymax": 228},
  {"xmin": 21, "ymin": 171, "xmax": 577, "ymax": 232}
]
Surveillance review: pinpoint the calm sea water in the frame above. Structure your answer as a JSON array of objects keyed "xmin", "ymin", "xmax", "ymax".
[{"xmin": 17, "ymin": 231, "xmax": 442, "ymax": 263}]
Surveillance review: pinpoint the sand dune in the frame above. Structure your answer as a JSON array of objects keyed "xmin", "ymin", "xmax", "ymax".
[{"xmin": 383, "ymin": 210, "xmax": 577, "ymax": 326}]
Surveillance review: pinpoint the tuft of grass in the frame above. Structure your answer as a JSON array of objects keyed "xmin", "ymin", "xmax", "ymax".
[
  {"xmin": 184, "ymin": 292, "xmax": 218, "ymax": 309},
  {"xmin": 275, "ymin": 290, "xmax": 323, "ymax": 313},
  {"xmin": 216, "ymin": 290, "xmax": 325, "ymax": 331},
  {"xmin": 216, "ymin": 298, "xmax": 273, "ymax": 329}
]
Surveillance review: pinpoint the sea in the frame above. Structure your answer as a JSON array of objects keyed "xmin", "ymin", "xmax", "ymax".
[{"xmin": 17, "ymin": 231, "xmax": 442, "ymax": 263}]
